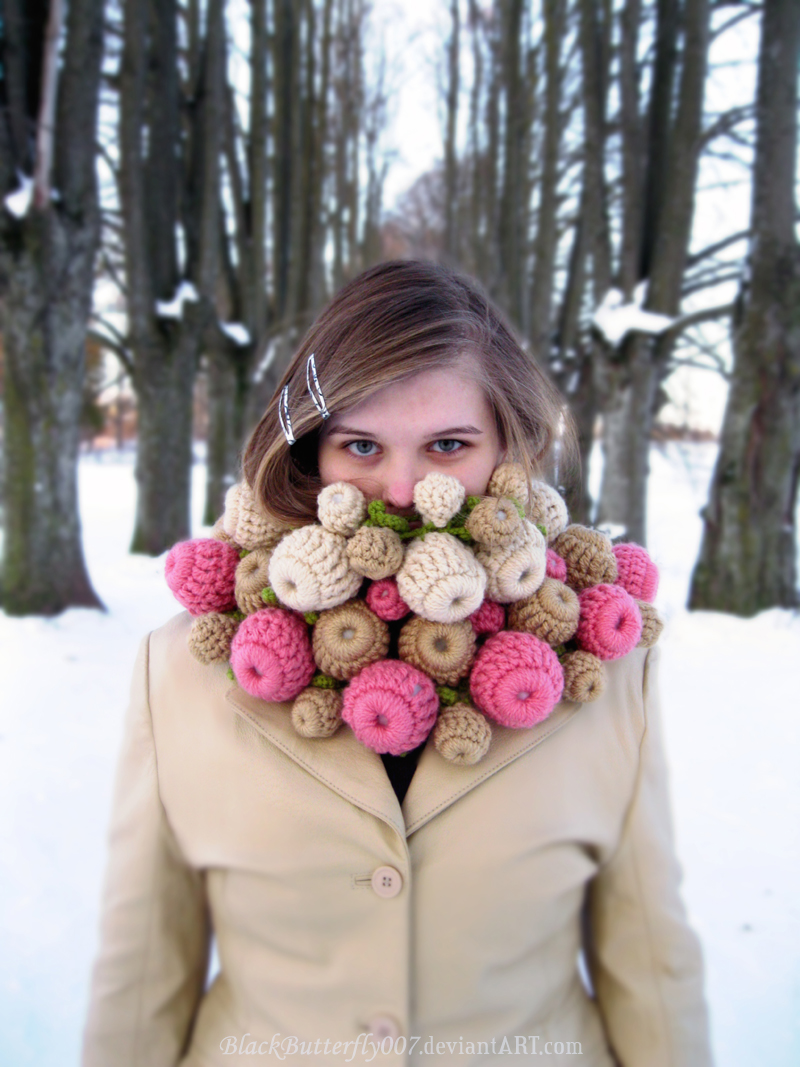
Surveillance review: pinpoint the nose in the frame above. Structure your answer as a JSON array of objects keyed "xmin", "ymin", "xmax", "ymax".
[{"xmin": 381, "ymin": 456, "xmax": 420, "ymax": 512}]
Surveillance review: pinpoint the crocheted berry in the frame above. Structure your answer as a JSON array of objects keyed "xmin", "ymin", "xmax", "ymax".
[
  {"xmin": 575, "ymin": 584, "xmax": 643, "ymax": 661},
  {"xmin": 342, "ymin": 661, "xmax": 439, "ymax": 755},
  {"xmin": 292, "ymin": 686, "xmax": 343, "ymax": 738},
  {"xmin": 466, "ymin": 497, "xmax": 523, "ymax": 547},
  {"xmin": 397, "ymin": 532, "xmax": 486, "ymax": 623},
  {"xmin": 486, "ymin": 462, "xmax": 529, "ymax": 506},
  {"xmin": 223, "ymin": 481, "xmax": 286, "ymax": 551},
  {"xmin": 165, "ymin": 538, "xmax": 239, "ymax": 616},
  {"xmin": 317, "ymin": 481, "xmax": 367, "ymax": 536},
  {"xmin": 545, "ymin": 549, "xmax": 567, "ymax": 582},
  {"xmin": 413, "ymin": 473, "xmax": 466, "ymax": 528},
  {"xmin": 528, "ymin": 481, "xmax": 569, "ymax": 543},
  {"xmin": 561, "ymin": 650, "xmax": 605, "ymax": 703},
  {"xmin": 636, "ymin": 600, "xmax": 664, "ymax": 648},
  {"xmin": 346, "ymin": 525, "xmax": 405, "ymax": 580},
  {"xmin": 507, "ymin": 578, "xmax": 580, "ymax": 646},
  {"xmin": 475, "ymin": 521, "xmax": 547, "ymax": 603},
  {"xmin": 398, "ymin": 617, "xmax": 476, "ymax": 686},
  {"xmin": 269, "ymin": 526, "xmax": 361, "ymax": 612},
  {"xmin": 230, "ymin": 608, "xmax": 315, "ymax": 702},
  {"xmin": 613, "ymin": 543, "xmax": 659, "ymax": 602},
  {"xmin": 234, "ymin": 546, "xmax": 274, "ymax": 615},
  {"xmin": 433, "ymin": 703, "xmax": 492, "ymax": 766},
  {"xmin": 551, "ymin": 525, "xmax": 617, "ymax": 591},
  {"xmin": 468, "ymin": 599, "xmax": 506, "ymax": 636},
  {"xmin": 312, "ymin": 600, "xmax": 390, "ymax": 681},
  {"xmin": 366, "ymin": 577, "xmax": 410, "ymax": 621},
  {"xmin": 188, "ymin": 612, "xmax": 240, "ymax": 664},
  {"xmin": 470, "ymin": 631, "xmax": 564, "ymax": 728}
]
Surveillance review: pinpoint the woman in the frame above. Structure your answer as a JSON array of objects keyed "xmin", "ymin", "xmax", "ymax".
[{"xmin": 83, "ymin": 261, "xmax": 712, "ymax": 1066}]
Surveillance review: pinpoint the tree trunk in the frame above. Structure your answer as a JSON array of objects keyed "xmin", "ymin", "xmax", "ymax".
[
  {"xmin": 443, "ymin": 0, "xmax": 460, "ymax": 264},
  {"xmin": 0, "ymin": 0, "xmax": 104, "ymax": 615},
  {"xmin": 689, "ymin": 0, "xmax": 800, "ymax": 615},
  {"xmin": 203, "ymin": 341, "xmax": 248, "ymax": 526}
]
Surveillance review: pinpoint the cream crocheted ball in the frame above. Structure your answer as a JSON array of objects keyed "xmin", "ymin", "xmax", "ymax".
[
  {"xmin": 268, "ymin": 526, "xmax": 362, "ymax": 612},
  {"xmin": 528, "ymin": 480, "xmax": 569, "ymax": 543},
  {"xmin": 396, "ymin": 532, "xmax": 487, "ymax": 623},
  {"xmin": 487, "ymin": 462, "xmax": 529, "ymax": 506},
  {"xmin": 413, "ymin": 473, "xmax": 466, "ymax": 528},
  {"xmin": 317, "ymin": 481, "xmax": 367, "ymax": 536},
  {"xmin": 475, "ymin": 521, "xmax": 547, "ymax": 603},
  {"xmin": 223, "ymin": 481, "xmax": 286, "ymax": 551}
]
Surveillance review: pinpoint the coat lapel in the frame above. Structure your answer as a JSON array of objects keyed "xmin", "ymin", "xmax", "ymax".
[{"xmin": 226, "ymin": 679, "xmax": 581, "ymax": 840}]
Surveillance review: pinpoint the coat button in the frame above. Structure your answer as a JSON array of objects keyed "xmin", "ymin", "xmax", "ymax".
[
  {"xmin": 367, "ymin": 1014, "xmax": 401, "ymax": 1041},
  {"xmin": 370, "ymin": 865, "xmax": 403, "ymax": 898}
]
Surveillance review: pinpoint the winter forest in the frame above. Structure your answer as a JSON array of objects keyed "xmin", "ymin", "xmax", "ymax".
[{"xmin": 1, "ymin": 1, "xmax": 799, "ymax": 1065}]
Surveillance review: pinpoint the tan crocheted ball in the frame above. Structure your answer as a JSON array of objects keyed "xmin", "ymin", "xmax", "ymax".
[
  {"xmin": 268, "ymin": 526, "xmax": 362, "ymax": 612},
  {"xmin": 433, "ymin": 703, "xmax": 492, "ymax": 766},
  {"xmin": 507, "ymin": 578, "xmax": 580, "ymax": 645},
  {"xmin": 396, "ymin": 532, "xmax": 486, "ymax": 623},
  {"xmin": 317, "ymin": 481, "xmax": 367, "ymax": 536},
  {"xmin": 346, "ymin": 525, "xmax": 405, "ymax": 580},
  {"xmin": 223, "ymin": 481, "xmax": 286, "ymax": 551},
  {"xmin": 188, "ymin": 612, "xmax": 240, "ymax": 665},
  {"xmin": 528, "ymin": 481, "xmax": 569, "ymax": 543},
  {"xmin": 465, "ymin": 496, "xmax": 523, "ymax": 547},
  {"xmin": 413, "ymin": 473, "xmax": 466, "ymax": 528},
  {"xmin": 475, "ymin": 521, "xmax": 547, "ymax": 603},
  {"xmin": 551, "ymin": 525, "xmax": 618, "ymax": 591},
  {"xmin": 291, "ymin": 687, "xmax": 343, "ymax": 738},
  {"xmin": 397, "ymin": 616, "xmax": 476, "ymax": 686},
  {"xmin": 234, "ymin": 546, "xmax": 274, "ymax": 615},
  {"xmin": 561, "ymin": 650, "xmax": 605, "ymax": 703},
  {"xmin": 210, "ymin": 516, "xmax": 236, "ymax": 544},
  {"xmin": 636, "ymin": 600, "xmax": 664, "ymax": 648},
  {"xmin": 486, "ymin": 462, "xmax": 529, "ymax": 506},
  {"xmin": 312, "ymin": 600, "xmax": 390, "ymax": 680}
]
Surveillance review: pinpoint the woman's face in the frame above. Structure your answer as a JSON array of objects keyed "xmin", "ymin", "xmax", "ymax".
[{"xmin": 318, "ymin": 361, "xmax": 505, "ymax": 515}]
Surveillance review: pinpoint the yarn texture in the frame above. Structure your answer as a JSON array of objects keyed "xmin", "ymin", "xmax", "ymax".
[
  {"xmin": 468, "ymin": 599, "xmax": 506, "ymax": 636},
  {"xmin": 317, "ymin": 482, "xmax": 367, "ymax": 536},
  {"xmin": 234, "ymin": 547, "xmax": 274, "ymax": 615},
  {"xmin": 475, "ymin": 521, "xmax": 547, "ymax": 603},
  {"xmin": 165, "ymin": 539, "xmax": 240, "ymax": 616},
  {"xmin": 346, "ymin": 525, "xmax": 404, "ymax": 580},
  {"xmin": 433, "ymin": 703, "xmax": 492, "ymax": 765},
  {"xmin": 230, "ymin": 608, "xmax": 315, "ymax": 702},
  {"xmin": 188, "ymin": 612, "xmax": 240, "ymax": 664},
  {"xmin": 551, "ymin": 526, "xmax": 618, "ymax": 591},
  {"xmin": 470, "ymin": 631, "xmax": 564, "ymax": 728},
  {"xmin": 292, "ymin": 687, "xmax": 343, "ymax": 738},
  {"xmin": 223, "ymin": 481, "xmax": 286, "ymax": 551},
  {"xmin": 507, "ymin": 578, "xmax": 580, "ymax": 646},
  {"xmin": 269, "ymin": 526, "xmax": 361, "ymax": 612},
  {"xmin": 575, "ymin": 584, "xmax": 643, "ymax": 661},
  {"xmin": 398, "ymin": 616, "xmax": 476, "ymax": 686},
  {"xmin": 413, "ymin": 473, "xmax": 466, "ymax": 528},
  {"xmin": 342, "ymin": 660, "xmax": 439, "ymax": 755},
  {"xmin": 545, "ymin": 549, "xmax": 567, "ymax": 582},
  {"xmin": 312, "ymin": 600, "xmax": 390, "ymax": 680},
  {"xmin": 365, "ymin": 577, "xmax": 410, "ymax": 621},
  {"xmin": 614, "ymin": 543, "xmax": 659, "ymax": 602},
  {"xmin": 487, "ymin": 462, "xmax": 529, "ymax": 505},
  {"xmin": 636, "ymin": 600, "xmax": 664, "ymax": 648},
  {"xmin": 528, "ymin": 481, "xmax": 569, "ymax": 543},
  {"xmin": 561, "ymin": 650, "xmax": 605, "ymax": 703},
  {"xmin": 396, "ymin": 533, "xmax": 486, "ymax": 623}
]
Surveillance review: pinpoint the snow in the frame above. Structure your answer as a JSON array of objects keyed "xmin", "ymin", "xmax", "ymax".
[
  {"xmin": 220, "ymin": 321, "xmax": 251, "ymax": 346},
  {"xmin": 4, "ymin": 173, "xmax": 34, "ymax": 218},
  {"xmin": 155, "ymin": 281, "xmax": 199, "ymax": 319},
  {"xmin": 592, "ymin": 282, "xmax": 675, "ymax": 346},
  {"xmin": 1, "ymin": 442, "xmax": 799, "ymax": 1066}
]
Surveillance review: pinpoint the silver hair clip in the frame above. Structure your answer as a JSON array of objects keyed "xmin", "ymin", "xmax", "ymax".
[
  {"xmin": 278, "ymin": 384, "xmax": 295, "ymax": 445},
  {"xmin": 306, "ymin": 352, "xmax": 330, "ymax": 419}
]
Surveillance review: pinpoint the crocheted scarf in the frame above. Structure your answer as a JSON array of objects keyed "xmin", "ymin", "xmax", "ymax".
[{"xmin": 165, "ymin": 463, "xmax": 662, "ymax": 767}]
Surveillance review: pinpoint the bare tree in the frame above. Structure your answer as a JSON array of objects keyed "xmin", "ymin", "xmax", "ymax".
[
  {"xmin": 0, "ymin": 0, "xmax": 105, "ymax": 614},
  {"xmin": 689, "ymin": 0, "xmax": 800, "ymax": 614}
]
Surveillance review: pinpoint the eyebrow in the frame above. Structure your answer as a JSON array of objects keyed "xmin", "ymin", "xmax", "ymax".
[{"xmin": 327, "ymin": 425, "xmax": 484, "ymax": 439}]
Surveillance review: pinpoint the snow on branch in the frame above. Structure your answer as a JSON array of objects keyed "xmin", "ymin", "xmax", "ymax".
[
  {"xmin": 155, "ymin": 282, "xmax": 199, "ymax": 320},
  {"xmin": 219, "ymin": 321, "xmax": 251, "ymax": 346},
  {"xmin": 592, "ymin": 283, "xmax": 675, "ymax": 347},
  {"xmin": 4, "ymin": 173, "xmax": 34, "ymax": 218}
]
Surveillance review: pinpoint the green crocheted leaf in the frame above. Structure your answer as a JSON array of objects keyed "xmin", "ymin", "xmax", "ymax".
[
  {"xmin": 311, "ymin": 674, "xmax": 343, "ymax": 690},
  {"xmin": 261, "ymin": 586, "xmax": 279, "ymax": 605},
  {"xmin": 304, "ymin": 611, "xmax": 320, "ymax": 626},
  {"xmin": 226, "ymin": 666, "xmax": 235, "ymax": 681},
  {"xmin": 238, "ymin": 549, "xmax": 251, "ymax": 559},
  {"xmin": 436, "ymin": 686, "xmax": 459, "ymax": 707},
  {"xmin": 364, "ymin": 499, "xmax": 411, "ymax": 534},
  {"xmin": 536, "ymin": 522, "xmax": 547, "ymax": 538},
  {"xmin": 225, "ymin": 609, "xmax": 246, "ymax": 621}
]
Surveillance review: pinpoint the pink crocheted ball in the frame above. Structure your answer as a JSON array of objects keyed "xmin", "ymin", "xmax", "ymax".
[
  {"xmin": 613, "ymin": 543, "xmax": 659, "ymax": 602},
  {"xmin": 546, "ymin": 549, "xmax": 567, "ymax": 583},
  {"xmin": 469, "ymin": 631, "xmax": 564, "ymax": 729},
  {"xmin": 342, "ymin": 660, "xmax": 439, "ymax": 755},
  {"xmin": 575, "ymin": 584, "xmax": 643, "ymax": 661},
  {"xmin": 468, "ymin": 599, "xmax": 506, "ymax": 636},
  {"xmin": 165, "ymin": 538, "xmax": 239, "ymax": 616},
  {"xmin": 230, "ymin": 608, "xmax": 315, "ymax": 702},
  {"xmin": 366, "ymin": 578, "xmax": 410, "ymax": 622}
]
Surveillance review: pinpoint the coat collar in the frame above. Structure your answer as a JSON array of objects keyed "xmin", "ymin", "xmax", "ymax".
[{"xmin": 225, "ymin": 680, "xmax": 581, "ymax": 840}]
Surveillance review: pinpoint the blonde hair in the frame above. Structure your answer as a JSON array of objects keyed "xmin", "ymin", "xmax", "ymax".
[{"xmin": 243, "ymin": 261, "xmax": 576, "ymax": 526}]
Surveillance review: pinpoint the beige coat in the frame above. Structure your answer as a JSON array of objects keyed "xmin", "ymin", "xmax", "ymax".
[{"xmin": 83, "ymin": 611, "xmax": 712, "ymax": 1067}]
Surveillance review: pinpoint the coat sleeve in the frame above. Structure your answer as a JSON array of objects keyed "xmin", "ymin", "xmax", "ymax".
[
  {"xmin": 82, "ymin": 633, "xmax": 211, "ymax": 1067},
  {"xmin": 587, "ymin": 646, "xmax": 714, "ymax": 1067}
]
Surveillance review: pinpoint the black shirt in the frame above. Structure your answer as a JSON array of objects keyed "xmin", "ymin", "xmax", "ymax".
[{"xmin": 380, "ymin": 741, "xmax": 427, "ymax": 804}]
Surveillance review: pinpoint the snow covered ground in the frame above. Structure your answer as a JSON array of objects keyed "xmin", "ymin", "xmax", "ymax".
[{"xmin": 1, "ymin": 443, "xmax": 798, "ymax": 1066}]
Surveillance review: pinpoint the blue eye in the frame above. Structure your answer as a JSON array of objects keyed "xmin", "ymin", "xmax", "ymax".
[
  {"xmin": 346, "ymin": 440, "xmax": 379, "ymax": 457},
  {"xmin": 430, "ymin": 439, "xmax": 464, "ymax": 454}
]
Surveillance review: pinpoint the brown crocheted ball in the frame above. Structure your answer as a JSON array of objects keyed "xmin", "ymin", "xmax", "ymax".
[
  {"xmin": 561, "ymin": 650, "xmax": 605, "ymax": 703},
  {"xmin": 507, "ymin": 578, "xmax": 580, "ymax": 645},
  {"xmin": 433, "ymin": 703, "xmax": 492, "ymax": 766},
  {"xmin": 223, "ymin": 481, "xmax": 286, "ymax": 551},
  {"xmin": 527, "ymin": 481, "xmax": 569, "ymax": 543},
  {"xmin": 397, "ymin": 616, "xmax": 476, "ymax": 686},
  {"xmin": 312, "ymin": 599, "xmax": 390, "ymax": 680},
  {"xmin": 551, "ymin": 525, "xmax": 618, "ymax": 591},
  {"xmin": 317, "ymin": 481, "xmax": 367, "ymax": 536},
  {"xmin": 346, "ymin": 525, "xmax": 405, "ymax": 580},
  {"xmin": 210, "ymin": 516, "xmax": 236, "ymax": 545},
  {"xmin": 487, "ymin": 462, "xmax": 529, "ymax": 506},
  {"xmin": 234, "ymin": 546, "xmax": 274, "ymax": 615},
  {"xmin": 465, "ymin": 497, "xmax": 523, "ymax": 547},
  {"xmin": 188, "ymin": 612, "xmax": 240, "ymax": 665},
  {"xmin": 291, "ymin": 687, "xmax": 343, "ymax": 738},
  {"xmin": 636, "ymin": 600, "xmax": 664, "ymax": 648}
]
